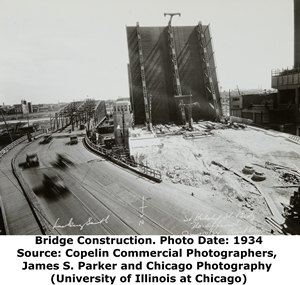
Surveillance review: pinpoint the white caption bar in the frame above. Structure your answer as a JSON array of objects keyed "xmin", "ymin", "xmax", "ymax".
[{"xmin": 0, "ymin": 235, "xmax": 297, "ymax": 285}]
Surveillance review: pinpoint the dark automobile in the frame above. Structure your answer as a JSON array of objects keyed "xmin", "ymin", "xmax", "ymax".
[
  {"xmin": 41, "ymin": 134, "xmax": 52, "ymax": 144},
  {"xmin": 54, "ymin": 154, "xmax": 73, "ymax": 168},
  {"xmin": 26, "ymin": 153, "xmax": 39, "ymax": 167},
  {"xmin": 70, "ymin": 135, "xmax": 78, "ymax": 144},
  {"xmin": 42, "ymin": 174, "xmax": 67, "ymax": 193}
]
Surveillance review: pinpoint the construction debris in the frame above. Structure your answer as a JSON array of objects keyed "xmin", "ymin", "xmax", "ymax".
[
  {"xmin": 129, "ymin": 123, "xmax": 300, "ymax": 234},
  {"xmin": 265, "ymin": 216, "xmax": 287, "ymax": 235},
  {"xmin": 280, "ymin": 172, "xmax": 300, "ymax": 185},
  {"xmin": 151, "ymin": 121, "xmax": 246, "ymax": 137},
  {"xmin": 264, "ymin": 161, "xmax": 300, "ymax": 185}
]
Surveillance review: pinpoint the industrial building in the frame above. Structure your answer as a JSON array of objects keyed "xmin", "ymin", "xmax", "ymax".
[
  {"xmin": 127, "ymin": 16, "xmax": 222, "ymax": 127},
  {"xmin": 272, "ymin": 0, "xmax": 300, "ymax": 135},
  {"xmin": 229, "ymin": 90, "xmax": 277, "ymax": 128}
]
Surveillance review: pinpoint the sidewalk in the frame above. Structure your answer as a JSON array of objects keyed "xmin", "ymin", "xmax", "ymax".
[{"xmin": 0, "ymin": 141, "xmax": 42, "ymax": 235}]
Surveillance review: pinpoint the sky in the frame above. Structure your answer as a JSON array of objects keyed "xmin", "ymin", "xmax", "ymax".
[{"xmin": 0, "ymin": 0, "xmax": 294, "ymax": 105}]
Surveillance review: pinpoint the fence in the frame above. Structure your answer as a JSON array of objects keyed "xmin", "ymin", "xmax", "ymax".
[
  {"xmin": 84, "ymin": 135, "xmax": 162, "ymax": 183},
  {"xmin": 0, "ymin": 130, "xmax": 44, "ymax": 159}
]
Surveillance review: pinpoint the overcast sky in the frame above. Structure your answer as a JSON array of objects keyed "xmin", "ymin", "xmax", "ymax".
[{"xmin": 0, "ymin": 0, "xmax": 294, "ymax": 105}]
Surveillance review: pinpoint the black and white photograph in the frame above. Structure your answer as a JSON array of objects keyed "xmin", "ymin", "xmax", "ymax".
[{"xmin": 0, "ymin": 0, "xmax": 300, "ymax": 236}]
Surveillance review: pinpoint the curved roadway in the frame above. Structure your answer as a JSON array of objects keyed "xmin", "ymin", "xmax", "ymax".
[{"xmin": 14, "ymin": 133, "xmax": 266, "ymax": 235}]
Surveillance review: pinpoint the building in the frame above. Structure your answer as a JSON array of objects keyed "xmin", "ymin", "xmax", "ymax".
[
  {"xmin": 27, "ymin": 102, "xmax": 33, "ymax": 113},
  {"xmin": 4, "ymin": 100, "xmax": 34, "ymax": 115},
  {"xmin": 12, "ymin": 104, "xmax": 23, "ymax": 114},
  {"xmin": 240, "ymin": 93, "xmax": 276, "ymax": 127},
  {"xmin": 21, "ymin": 100, "xmax": 29, "ymax": 114},
  {"xmin": 228, "ymin": 90, "xmax": 279, "ymax": 127},
  {"xmin": 230, "ymin": 95, "xmax": 243, "ymax": 117},
  {"xmin": 32, "ymin": 105, "xmax": 39, "ymax": 113},
  {"xmin": 127, "ymin": 19, "xmax": 222, "ymax": 126},
  {"xmin": 271, "ymin": 0, "xmax": 300, "ymax": 135},
  {"xmin": 113, "ymin": 100, "xmax": 132, "ymax": 147},
  {"xmin": 35, "ymin": 104, "xmax": 50, "ymax": 113}
]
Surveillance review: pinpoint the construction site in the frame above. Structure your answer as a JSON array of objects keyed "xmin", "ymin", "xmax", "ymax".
[
  {"xmin": 125, "ymin": 8, "xmax": 300, "ymax": 235},
  {"xmin": 1, "ymin": 3, "xmax": 300, "ymax": 236}
]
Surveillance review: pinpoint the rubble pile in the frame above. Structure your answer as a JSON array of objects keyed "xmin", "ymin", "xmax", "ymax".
[
  {"xmin": 152, "ymin": 121, "xmax": 246, "ymax": 137},
  {"xmin": 265, "ymin": 161, "xmax": 300, "ymax": 185},
  {"xmin": 165, "ymin": 167, "xmax": 210, "ymax": 187},
  {"xmin": 132, "ymin": 127, "xmax": 261, "ymax": 207},
  {"xmin": 129, "ymin": 122, "xmax": 300, "ymax": 233},
  {"xmin": 280, "ymin": 172, "xmax": 300, "ymax": 184}
]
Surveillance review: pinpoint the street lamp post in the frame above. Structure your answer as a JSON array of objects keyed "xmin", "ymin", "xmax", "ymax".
[
  {"xmin": 0, "ymin": 108, "xmax": 13, "ymax": 143},
  {"xmin": 72, "ymin": 112, "xmax": 76, "ymax": 131},
  {"xmin": 122, "ymin": 108, "xmax": 125, "ymax": 148}
]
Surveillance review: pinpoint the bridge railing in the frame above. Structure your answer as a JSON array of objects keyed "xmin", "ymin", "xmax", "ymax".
[
  {"xmin": 0, "ymin": 130, "xmax": 44, "ymax": 159},
  {"xmin": 84, "ymin": 135, "xmax": 109, "ymax": 156},
  {"xmin": 84, "ymin": 135, "xmax": 162, "ymax": 182}
]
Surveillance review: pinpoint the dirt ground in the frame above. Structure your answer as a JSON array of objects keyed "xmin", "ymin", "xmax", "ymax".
[{"xmin": 129, "ymin": 122, "xmax": 300, "ymax": 234}]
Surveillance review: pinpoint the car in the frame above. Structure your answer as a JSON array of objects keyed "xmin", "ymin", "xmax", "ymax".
[
  {"xmin": 42, "ymin": 174, "xmax": 67, "ymax": 193},
  {"xmin": 55, "ymin": 153, "xmax": 73, "ymax": 168},
  {"xmin": 41, "ymin": 134, "xmax": 52, "ymax": 144},
  {"xmin": 70, "ymin": 135, "xmax": 78, "ymax": 144},
  {"xmin": 26, "ymin": 153, "xmax": 39, "ymax": 167}
]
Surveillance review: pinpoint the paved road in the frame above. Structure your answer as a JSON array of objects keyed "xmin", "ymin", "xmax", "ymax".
[
  {"xmin": 14, "ymin": 133, "xmax": 266, "ymax": 235},
  {"xmin": 0, "ymin": 141, "xmax": 42, "ymax": 235}
]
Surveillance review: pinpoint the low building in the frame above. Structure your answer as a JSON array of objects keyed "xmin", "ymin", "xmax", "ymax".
[
  {"xmin": 12, "ymin": 104, "xmax": 23, "ymax": 114},
  {"xmin": 32, "ymin": 105, "xmax": 39, "ymax": 113},
  {"xmin": 230, "ymin": 95, "xmax": 243, "ymax": 117},
  {"xmin": 36, "ymin": 104, "xmax": 50, "ymax": 113},
  {"xmin": 228, "ymin": 91, "xmax": 280, "ymax": 128}
]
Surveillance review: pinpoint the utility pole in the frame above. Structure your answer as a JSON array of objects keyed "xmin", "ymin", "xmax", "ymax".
[
  {"xmin": 188, "ymin": 94, "xmax": 193, "ymax": 129},
  {"xmin": 296, "ymin": 87, "xmax": 300, "ymax": 136},
  {"xmin": 236, "ymin": 85, "xmax": 241, "ymax": 96},
  {"xmin": 26, "ymin": 112, "xmax": 31, "ymax": 142},
  {"xmin": 49, "ymin": 113, "xmax": 52, "ymax": 131},
  {"xmin": 228, "ymin": 89, "xmax": 231, "ymax": 116},
  {"xmin": 71, "ymin": 113, "xmax": 74, "ymax": 131},
  {"xmin": 122, "ymin": 108, "xmax": 125, "ymax": 148},
  {"xmin": 55, "ymin": 113, "xmax": 59, "ymax": 130},
  {"xmin": 0, "ymin": 109, "xmax": 13, "ymax": 143}
]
